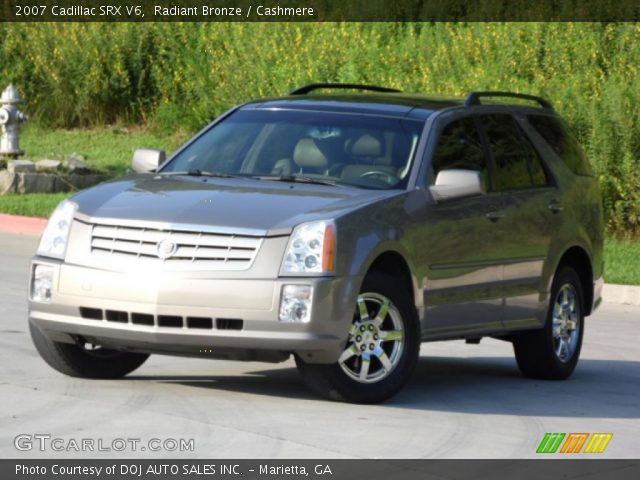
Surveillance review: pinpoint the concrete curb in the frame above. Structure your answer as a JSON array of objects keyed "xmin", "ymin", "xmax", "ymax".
[
  {"xmin": 0, "ymin": 213, "xmax": 47, "ymax": 237},
  {"xmin": 0, "ymin": 212, "xmax": 639, "ymax": 306},
  {"xmin": 602, "ymin": 284, "xmax": 640, "ymax": 306}
]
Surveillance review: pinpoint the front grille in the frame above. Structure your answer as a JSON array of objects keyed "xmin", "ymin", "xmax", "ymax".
[
  {"xmin": 86, "ymin": 221, "xmax": 263, "ymax": 271},
  {"xmin": 79, "ymin": 307, "xmax": 242, "ymax": 331}
]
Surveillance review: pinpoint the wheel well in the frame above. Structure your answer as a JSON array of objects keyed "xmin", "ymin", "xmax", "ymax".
[
  {"xmin": 557, "ymin": 246, "xmax": 594, "ymax": 315},
  {"xmin": 367, "ymin": 252, "xmax": 415, "ymax": 303}
]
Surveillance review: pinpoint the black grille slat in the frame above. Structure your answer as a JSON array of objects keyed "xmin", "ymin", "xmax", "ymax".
[
  {"xmin": 131, "ymin": 313, "xmax": 154, "ymax": 326},
  {"xmin": 187, "ymin": 317, "xmax": 213, "ymax": 329},
  {"xmin": 105, "ymin": 310, "xmax": 128, "ymax": 323},
  {"xmin": 158, "ymin": 315, "xmax": 183, "ymax": 328},
  {"xmin": 79, "ymin": 307, "xmax": 103, "ymax": 320},
  {"xmin": 216, "ymin": 318, "xmax": 243, "ymax": 331}
]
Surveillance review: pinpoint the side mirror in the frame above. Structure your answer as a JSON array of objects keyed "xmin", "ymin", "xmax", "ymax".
[
  {"xmin": 132, "ymin": 148, "xmax": 166, "ymax": 173},
  {"xmin": 429, "ymin": 169, "xmax": 485, "ymax": 202}
]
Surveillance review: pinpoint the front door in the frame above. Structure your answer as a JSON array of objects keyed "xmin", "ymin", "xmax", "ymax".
[{"xmin": 418, "ymin": 115, "xmax": 506, "ymax": 338}]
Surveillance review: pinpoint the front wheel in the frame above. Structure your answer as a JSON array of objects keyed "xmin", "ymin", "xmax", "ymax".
[
  {"xmin": 513, "ymin": 266, "xmax": 585, "ymax": 380},
  {"xmin": 30, "ymin": 322, "xmax": 149, "ymax": 379},
  {"xmin": 296, "ymin": 272, "xmax": 420, "ymax": 403}
]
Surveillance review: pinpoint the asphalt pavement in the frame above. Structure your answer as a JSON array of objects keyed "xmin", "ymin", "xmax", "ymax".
[{"xmin": 1, "ymin": 232, "xmax": 638, "ymax": 459}]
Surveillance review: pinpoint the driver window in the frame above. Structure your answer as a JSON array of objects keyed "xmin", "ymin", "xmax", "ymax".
[{"xmin": 431, "ymin": 117, "xmax": 489, "ymax": 189}]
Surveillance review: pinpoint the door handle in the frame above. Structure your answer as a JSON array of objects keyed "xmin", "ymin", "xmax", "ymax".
[
  {"xmin": 485, "ymin": 210, "xmax": 505, "ymax": 222},
  {"xmin": 548, "ymin": 200, "xmax": 564, "ymax": 213}
]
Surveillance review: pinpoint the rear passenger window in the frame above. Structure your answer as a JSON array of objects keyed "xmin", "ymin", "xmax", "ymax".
[
  {"xmin": 431, "ymin": 117, "xmax": 489, "ymax": 188},
  {"xmin": 481, "ymin": 114, "xmax": 548, "ymax": 191},
  {"xmin": 527, "ymin": 115, "xmax": 593, "ymax": 176}
]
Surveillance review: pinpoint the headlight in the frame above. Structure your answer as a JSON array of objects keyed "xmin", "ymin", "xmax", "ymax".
[
  {"xmin": 281, "ymin": 220, "xmax": 336, "ymax": 275},
  {"xmin": 37, "ymin": 200, "xmax": 77, "ymax": 259}
]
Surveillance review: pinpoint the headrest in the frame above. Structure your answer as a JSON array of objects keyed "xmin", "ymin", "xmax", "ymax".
[
  {"xmin": 293, "ymin": 139, "xmax": 328, "ymax": 169},
  {"xmin": 349, "ymin": 134, "xmax": 382, "ymax": 157}
]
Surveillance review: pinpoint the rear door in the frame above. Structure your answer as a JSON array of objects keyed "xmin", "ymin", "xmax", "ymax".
[
  {"xmin": 420, "ymin": 115, "xmax": 505, "ymax": 337},
  {"xmin": 477, "ymin": 113, "xmax": 561, "ymax": 329}
]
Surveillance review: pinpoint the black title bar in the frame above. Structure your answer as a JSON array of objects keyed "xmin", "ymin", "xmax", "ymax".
[
  {"xmin": 4, "ymin": 459, "xmax": 640, "ymax": 480},
  {"xmin": 1, "ymin": 0, "xmax": 640, "ymax": 22}
]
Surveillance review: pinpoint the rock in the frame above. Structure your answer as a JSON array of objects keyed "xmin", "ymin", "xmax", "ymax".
[
  {"xmin": 7, "ymin": 159, "xmax": 35, "ymax": 174},
  {"xmin": 67, "ymin": 154, "xmax": 89, "ymax": 172},
  {"xmin": 17, "ymin": 173, "xmax": 57, "ymax": 194},
  {"xmin": 35, "ymin": 159, "xmax": 62, "ymax": 173},
  {"xmin": 64, "ymin": 174, "xmax": 109, "ymax": 190},
  {"xmin": 0, "ymin": 170, "xmax": 18, "ymax": 194},
  {"xmin": 0, "ymin": 159, "xmax": 6, "ymax": 170}
]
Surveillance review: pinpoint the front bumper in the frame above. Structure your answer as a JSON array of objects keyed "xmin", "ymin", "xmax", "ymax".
[{"xmin": 29, "ymin": 258, "xmax": 362, "ymax": 364}]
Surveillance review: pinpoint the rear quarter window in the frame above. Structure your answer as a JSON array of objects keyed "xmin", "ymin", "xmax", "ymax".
[{"xmin": 527, "ymin": 115, "xmax": 593, "ymax": 176}]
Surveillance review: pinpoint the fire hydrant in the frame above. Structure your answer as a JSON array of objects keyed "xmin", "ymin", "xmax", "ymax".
[{"xmin": 0, "ymin": 84, "xmax": 27, "ymax": 158}]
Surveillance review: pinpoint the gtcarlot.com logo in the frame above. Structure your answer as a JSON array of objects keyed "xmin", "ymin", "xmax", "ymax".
[
  {"xmin": 536, "ymin": 433, "xmax": 613, "ymax": 454},
  {"xmin": 14, "ymin": 434, "xmax": 194, "ymax": 453}
]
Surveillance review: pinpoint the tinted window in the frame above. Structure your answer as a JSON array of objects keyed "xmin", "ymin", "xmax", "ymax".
[
  {"xmin": 528, "ymin": 115, "xmax": 593, "ymax": 176},
  {"xmin": 431, "ymin": 117, "xmax": 489, "ymax": 188},
  {"xmin": 482, "ymin": 114, "xmax": 548, "ymax": 190}
]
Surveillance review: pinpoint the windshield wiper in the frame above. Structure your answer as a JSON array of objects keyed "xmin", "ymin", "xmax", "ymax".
[
  {"xmin": 255, "ymin": 174, "xmax": 341, "ymax": 187},
  {"xmin": 157, "ymin": 169, "xmax": 239, "ymax": 179}
]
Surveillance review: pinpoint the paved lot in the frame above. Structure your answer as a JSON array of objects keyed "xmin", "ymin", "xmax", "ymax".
[{"xmin": 1, "ymin": 232, "xmax": 638, "ymax": 459}]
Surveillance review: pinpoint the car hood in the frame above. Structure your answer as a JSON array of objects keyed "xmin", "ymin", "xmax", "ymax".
[{"xmin": 71, "ymin": 175, "xmax": 399, "ymax": 235}]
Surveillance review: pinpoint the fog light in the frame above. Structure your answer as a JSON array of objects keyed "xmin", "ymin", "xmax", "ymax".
[
  {"xmin": 279, "ymin": 285, "xmax": 313, "ymax": 323},
  {"xmin": 31, "ymin": 264, "xmax": 53, "ymax": 303}
]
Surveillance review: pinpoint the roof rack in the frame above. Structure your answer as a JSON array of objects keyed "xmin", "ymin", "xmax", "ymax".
[
  {"xmin": 289, "ymin": 83, "xmax": 401, "ymax": 96},
  {"xmin": 465, "ymin": 91, "xmax": 553, "ymax": 109}
]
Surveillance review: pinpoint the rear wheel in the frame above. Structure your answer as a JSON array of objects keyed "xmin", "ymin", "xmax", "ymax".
[
  {"xmin": 513, "ymin": 266, "xmax": 584, "ymax": 380},
  {"xmin": 296, "ymin": 272, "xmax": 420, "ymax": 403},
  {"xmin": 30, "ymin": 322, "xmax": 149, "ymax": 379}
]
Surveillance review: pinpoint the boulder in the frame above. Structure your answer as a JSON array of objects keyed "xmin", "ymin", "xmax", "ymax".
[
  {"xmin": 67, "ymin": 154, "xmax": 89, "ymax": 172},
  {"xmin": 0, "ymin": 170, "xmax": 18, "ymax": 194},
  {"xmin": 64, "ymin": 174, "xmax": 109, "ymax": 190},
  {"xmin": 17, "ymin": 173, "xmax": 57, "ymax": 194},
  {"xmin": 7, "ymin": 159, "xmax": 35, "ymax": 174},
  {"xmin": 35, "ymin": 159, "xmax": 63, "ymax": 173}
]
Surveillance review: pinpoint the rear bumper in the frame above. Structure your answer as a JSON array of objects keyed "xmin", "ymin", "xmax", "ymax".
[{"xmin": 28, "ymin": 258, "xmax": 362, "ymax": 364}]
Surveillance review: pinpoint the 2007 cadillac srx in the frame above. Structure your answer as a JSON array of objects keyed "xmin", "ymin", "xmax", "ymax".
[{"xmin": 29, "ymin": 84, "xmax": 603, "ymax": 403}]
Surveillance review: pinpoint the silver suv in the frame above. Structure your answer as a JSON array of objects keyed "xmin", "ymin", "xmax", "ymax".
[{"xmin": 29, "ymin": 84, "xmax": 603, "ymax": 403}]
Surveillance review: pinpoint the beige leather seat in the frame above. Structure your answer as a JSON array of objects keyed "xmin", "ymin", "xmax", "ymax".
[
  {"xmin": 271, "ymin": 157, "xmax": 293, "ymax": 175},
  {"xmin": 292, "ymin": 138, "xmax": 329, "ymax": 174},
  {"xmin": 340, "ymin": 134, "xmax": 397, "ymax": 180}
]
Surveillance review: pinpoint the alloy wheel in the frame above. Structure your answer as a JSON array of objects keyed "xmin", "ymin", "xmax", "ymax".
[{"xmin": 338, "ymin": 292, "xmax": 405, "ymax": 383}]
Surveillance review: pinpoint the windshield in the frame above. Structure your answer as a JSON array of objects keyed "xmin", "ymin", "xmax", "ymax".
[{"xmin": 161, "ymin": 109, "xmax": 424, "ymax": 189}]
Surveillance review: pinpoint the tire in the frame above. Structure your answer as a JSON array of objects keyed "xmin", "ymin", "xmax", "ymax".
[
  {"xmin": 30, "ymin": 321, "xmax": 149, "ymax": 379},
  {"xmin": 296, "ymin": 272, "xmax": 420, "ymax": 403},
  {"xmin": 513, "ymin": 266, "xmax": 585, "ymax": 380}
]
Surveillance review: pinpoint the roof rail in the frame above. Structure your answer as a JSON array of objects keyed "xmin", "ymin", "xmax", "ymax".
[
  {"xmin": 289, "ymin": 83, "xmax": 401, "ymax": 96},
  {"xmin": 465, "ymin": 91, "xmax": 553, "ymax": 109}
]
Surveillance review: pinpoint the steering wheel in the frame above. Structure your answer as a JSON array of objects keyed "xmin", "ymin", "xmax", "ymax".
[{"xmin": 359, "ymin": 170, "xmax": 398, "ymax": 184}]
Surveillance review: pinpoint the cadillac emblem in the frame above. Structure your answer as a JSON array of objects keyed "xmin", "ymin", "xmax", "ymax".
[{"xmin": 157, "ymin": 239, "xmax": 177, "ymax": 260}]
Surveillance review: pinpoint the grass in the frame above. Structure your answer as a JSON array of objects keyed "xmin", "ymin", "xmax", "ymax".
[
  {"xmin": 0, "ymin": 192, "xmax": 69, "ymax": 218},
  {"xmin": 20, "ymin": 124, "xmax": 189, "ymax": 176},
  {"xmin": 604, "ymin": 237, "xmax": 640, "ymax": 286},
  {"xmin": 0, "ymin": 125, "xmax": 190, "ymax": 218}
]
